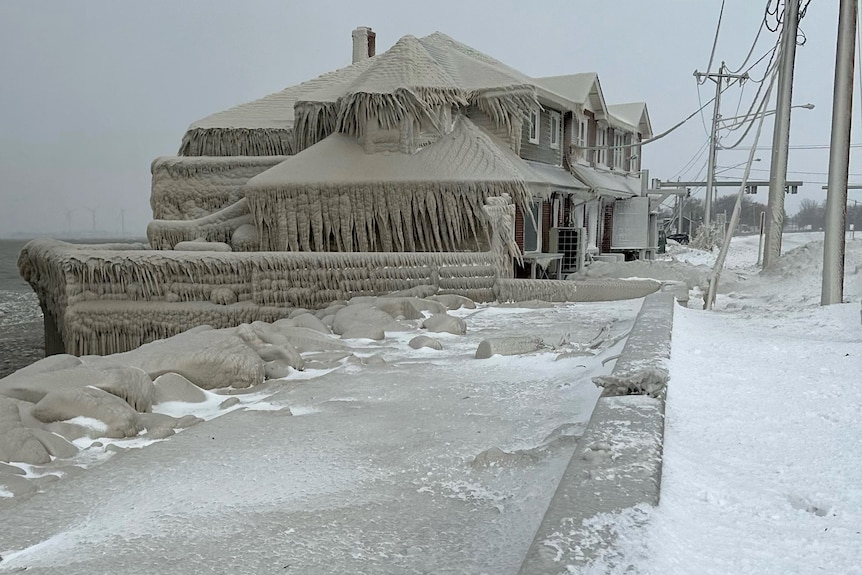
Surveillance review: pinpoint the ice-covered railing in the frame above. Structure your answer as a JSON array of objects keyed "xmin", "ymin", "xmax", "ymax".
[{"xmin": 18, "ymin": 242, "xmax": 505, "ymax": 356}]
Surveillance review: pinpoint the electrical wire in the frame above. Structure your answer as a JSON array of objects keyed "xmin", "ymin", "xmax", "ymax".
[
  {"xmin": 582, "ymin": 81, "xmax": 737, "ymax": 153},
  {"xmin": 727, "ymin": 0, "xmax": 773, "ymax": 74},
  {"xmin": 699, "ymin": 0, "xmax": 726, "ymax": 85},
  {"xmin": 765, "ymin": 0, "xmax": 783, "ymax": 32},
  {"xmin": 670, "ymin": 138, "xmax": 712, "ymax": 181},
  {"xmin": 717, "ymin": 51, "xmax": 781, "ymax": 148},
  {"xmin": 696, "ymin": 83, "xmax": 713, "ymax": 138}
]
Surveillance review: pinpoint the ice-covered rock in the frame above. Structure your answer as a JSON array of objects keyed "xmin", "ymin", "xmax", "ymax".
[
  {"xmin": 153, "ymin": 373, "xmax": 208, "ymax": 404},
  {"xmin": 422, "ymin": 313, "xmax": 467, "ymax": 335},
  {"xmin": 474, "ymin": 337, "xmax": 543, "ymax": 359},
  {"xmin": 409, "ymin": 335, "xmax": 444, "ymax": 350},
  {"xmin": 31, "ymin": 386, "xmax": 142, "ymax": 439},
  {"xmin": 110, "ymin": 330, "xmax": 266, "ymax": 390},
  {"xmin": 0, "ymin": 397, "xmax": 51, "ymax": 464}
]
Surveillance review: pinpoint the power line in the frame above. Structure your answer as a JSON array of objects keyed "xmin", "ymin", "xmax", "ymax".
[
  {"xmin": 728, "ymin": 0, "xmax": 774, "ymax": 74},
  {"xmin": 700, "ymin": 0, "xmax": 726, "ymax": 85},
  {"xmin": 671, "ymin": 138, "xmax": 711, "ymax": 180}
]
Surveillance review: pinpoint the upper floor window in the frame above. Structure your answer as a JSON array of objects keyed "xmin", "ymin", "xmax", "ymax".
[
  {"xmin": 630, "ymin": 136, "xmax": 640, "ymax": 172},
  {"xmin": 528, "ymin": 108, "xmax": 540, "ymax": 144},
  {"xmin": 575, "ymin": 117, "xmax": 589, "ymax": 162},
  {"xmin": 595, "ymin": 125, "xmax": 608, "ymax": 166},
  {"xmin": 613, "ymin": 131, "xmax": 626, "ymax": 170},
  {"xmin": 549, "ymin": 111, "xmax": 561, "ymax": 149}
]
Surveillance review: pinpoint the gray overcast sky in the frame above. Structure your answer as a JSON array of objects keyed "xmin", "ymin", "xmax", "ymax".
[{"xmin": 0, "ymin": 0, "xmax": 854, "ymax": 237}]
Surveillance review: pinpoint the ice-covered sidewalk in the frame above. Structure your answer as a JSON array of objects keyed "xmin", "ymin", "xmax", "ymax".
[{"xmin": 585, "ymin": 233, "xmax": 862, "ymax": 574}]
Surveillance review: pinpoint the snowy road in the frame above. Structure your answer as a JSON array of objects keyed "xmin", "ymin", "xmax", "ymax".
[{"xmin": 0, "ymin": 300, "xmax": 641, "ymax": 574}]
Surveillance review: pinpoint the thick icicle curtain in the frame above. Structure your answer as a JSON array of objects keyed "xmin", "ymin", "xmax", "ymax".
[
  {"xmin": 246, "ymin": 181, "xmax": 527, "ymax": 253},
  {"xmin": 179, "ymin": 128, "xmax": 296, "ymax": 157}
]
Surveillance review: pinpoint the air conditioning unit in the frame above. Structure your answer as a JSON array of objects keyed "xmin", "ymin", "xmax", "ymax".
[{"xmin": 549, "ymin": 227, "xmax": 587, "ymax": 275}]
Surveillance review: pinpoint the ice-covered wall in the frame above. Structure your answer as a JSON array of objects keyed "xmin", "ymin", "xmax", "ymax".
[
  {"xmin": 150, "ymin": 156, "xmax": 288, "ymax": 220},
  {"xmin": 18, "ymin": 238, "xmax": 504, "ymax": 357}
]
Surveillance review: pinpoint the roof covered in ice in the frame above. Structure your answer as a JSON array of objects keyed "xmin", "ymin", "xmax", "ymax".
[
  {"xmin": 179, "ymin": 30, "xmax": 651, "ymax": 160},
  {"xmin": 245, "ymin": 116, "xmax": 527, "ymax": 187},
  {"xmin": 608, "ymin": 102, "xmax": 653, "ymax": 138}
]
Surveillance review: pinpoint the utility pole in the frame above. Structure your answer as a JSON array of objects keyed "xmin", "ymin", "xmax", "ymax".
[
  {"xmin": 822, "ymin": 0, "xmax": 856, "ymax": 305},
  {"xmin": 694, "ymin": 63, "xmax": 748, "ymax": 228},
  {"xmin": 762, "ymin": 0, "xmax": 800, "ymax": 269}
]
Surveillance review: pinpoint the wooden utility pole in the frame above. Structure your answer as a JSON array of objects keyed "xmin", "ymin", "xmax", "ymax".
[{"xmin": 693, "ymin": 64, "xmax": 749, "ymax": 228}]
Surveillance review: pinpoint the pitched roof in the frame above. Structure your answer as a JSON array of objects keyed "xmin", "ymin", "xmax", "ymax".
[
  {"xmin": 533, "ymin": 73, "xmax": 609, "ymax": 114},
  {"xmin": 242, "ymin": 116, "xmax": 533, "ymax": 253},
  {"xmin": 245, "ymin": 116, "xmax": 526, "ymax": 187},
  {"xmin": 189, "ymin": 60, "xmax": 375, "ymax": 131},
  {"xmin": 608, "ymin": 102, "xmax": 653, "ymax": 137},
  {"xmin": 179, "ymin": 30, "xmax": 651, "ymax": 158}
]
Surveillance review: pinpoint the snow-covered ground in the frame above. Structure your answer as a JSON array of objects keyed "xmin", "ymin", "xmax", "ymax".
[
  {"xmin": 0, "ymin": 298, "xmax": 642, "ymax": 574},
  {"xmin": 583, "ymin": 232, "xmax": 862, "ymax": 574},
  {"xmin": 1, "ymin": 231, "xmax": 859, "ymax": 574}
]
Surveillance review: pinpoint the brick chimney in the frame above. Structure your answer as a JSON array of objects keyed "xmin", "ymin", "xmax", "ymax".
[{"xmin": 352, "ymin": 26, "xmax": 376, "ymax": 63}]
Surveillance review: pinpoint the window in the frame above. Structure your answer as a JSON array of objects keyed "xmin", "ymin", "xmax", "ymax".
[
  {"xmin": 523, "ymin": 201, "xmax": 541, "ymax": 252},
  {"xmin": 549, "ymin": 111, "xmax": 561, "ymax": 149},
  {"xmin": 595, "ymin": 125, "xmax": 608, "ymax": 166},
  {"xmin": 630, "ymin": 135, "xmax": 641, "ymax": 173},
  {"xmin": 613, "ymin": 132, "xmax": 626, "ymax": 170},
  {"xmin": 528, "ymin": 108, "xmax": 540, "ymax": 144},
  {"xmin": 575, "ymin": 117, "xmax": 589, "ymax": 162}
]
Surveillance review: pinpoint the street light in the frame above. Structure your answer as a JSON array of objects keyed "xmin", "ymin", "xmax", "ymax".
[
  {"xmin": 719, "ymin": 103, "xmax": 815, "ymax": 127},
  {"xmin": 720, "ymin": 103, "xmax": 815, "ymax": 123},
  {"xmin": 716, "ymin": 158, "xmax": 761, "ymax": 174}
]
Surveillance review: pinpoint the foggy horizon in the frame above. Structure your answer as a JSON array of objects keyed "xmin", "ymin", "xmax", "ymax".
[{"xmin": 1, "ymin": 1, "xmax": 856, "ymax": 238}]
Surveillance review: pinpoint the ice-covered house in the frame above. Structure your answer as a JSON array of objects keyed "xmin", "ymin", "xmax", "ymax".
[
  {"xmin": 18, "ymin": 27, "xmax": 660, "ymax": 357},
  {"xmin": 155, "ymin": 27, "xmax": 654, "ymax": 271}
]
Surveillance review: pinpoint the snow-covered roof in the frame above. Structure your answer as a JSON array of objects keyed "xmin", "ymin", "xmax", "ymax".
[
  {"xmin": 608, "ymin": 102, "xmax": 653, "ymax": 138},
  {"xmin": 242, "ymin": 116, "xmax": 533, "ymax": 253},
  {"xmin": 570, "ymin": 164, "xmax": 641, "ymax": 198},
  {"xmin": 533, "ymin": 73, "xmax": 608, "ymax": 116},
  {"xmin": 180, "ymin": 31, "xmax": 540, "ymax": 157},
  {"xmin": 246, "ymin": 116, "xmax": 527, "ymax": 187},
  {"xmin": 179, "ymin": 30, "xmax": 650, "ymax": 159}
]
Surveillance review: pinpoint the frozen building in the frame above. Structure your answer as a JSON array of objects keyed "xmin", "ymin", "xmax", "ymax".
[
  {"xmin": 19, "ymin": 27, "xmax": 659, "ymax": 356},
  {"xmin": 161, "ymin": 28, "xmax": 655, "ymax": 269}
]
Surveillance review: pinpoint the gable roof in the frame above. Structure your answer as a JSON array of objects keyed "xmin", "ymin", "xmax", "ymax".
[
  {"xmin": 179, "ymin": 30, "xmax": 651, "ymax": 159},
  {"xmin": 179, "ymin": 58, "xmax": 376, "ymax": 156},
  {"xmin": 246, "ymin": 116, "xmax": 526, "ymax": 187},
  {"xmin": 179, "ymin": 31, "xmax": 542, "ymax": 157},
  {"xmin": 608, "ymin": 102, "xmax": 653, "ymax": 138},
  {"xmin": 533, "ymin": 73, "xmax": 609, "ymax": 117},
  {"xmin": 243, "ymin": 116, "xmax": 532, "ymax": 253}
]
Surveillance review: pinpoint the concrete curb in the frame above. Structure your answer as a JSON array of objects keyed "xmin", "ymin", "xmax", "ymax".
[
  {"xmin": 495, "ymin": 278, "xmax": 662, "ymax": 303},
  {"xmin": 518, "ymin": 288, "xmax": 676, "ymax": 574}
]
